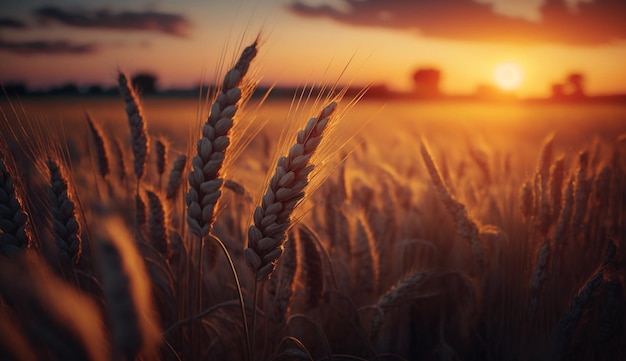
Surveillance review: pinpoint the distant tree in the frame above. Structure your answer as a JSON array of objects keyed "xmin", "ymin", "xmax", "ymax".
[
  {"xmin": 549, "ymin": 72, "xmax": 586, "ymax": 100},
  {"xmin": 2, "ymin": 82, "xmax": 28, "ymax": 96},
  {"xmin": 551, "ymin": 83, "xmax": 565, "ymax": 99},
  {"xmin": 412, "ymin": 68, "xmax": 441, "ymax": 97},
  {"xmin": 104, "ymin": 86, "xmax": 119, "ymax": 95},
  {"xmin": 366, "ymin": 83, "xmax": 390, "ymax": 98},
  {"xmin": 131, "ymin": 73, "xmax": 158, "ymax": 94},
  {"xmin": 86, "ymin": 84, "xmax": 103, "ymax": 95},
  {"xmin": 566, "ymin": 72, "xmax": 585, "ymax": 97},
  {"xmin": 49, "ymin": 83, "xmax": 79, "ymax": 95}
]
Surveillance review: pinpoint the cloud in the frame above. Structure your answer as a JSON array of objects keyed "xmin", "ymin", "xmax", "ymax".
[
  {"xmin": 288, "ymin": 0, "xmax": 626, "ymax": 45},
  {"xmin": 0, "ymin": 40, "xmax": 97, "ymax": 55},
  {"xmin": 34, "ymin": 6, "xmax": 192, "ymax": 37},
  {"xmin": 0, "ymin": 17, "xmax": 27, "ymax": 29}
]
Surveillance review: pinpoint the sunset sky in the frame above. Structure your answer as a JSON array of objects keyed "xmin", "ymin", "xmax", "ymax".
[{"xmin": 1, "ymin": 0, "xmax": 625, "ymax": 97}]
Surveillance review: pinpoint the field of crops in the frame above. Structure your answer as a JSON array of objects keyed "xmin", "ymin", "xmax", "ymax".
[{"xmin": 1, "ymin": 42, "xmax": 625, "ymax": 361}]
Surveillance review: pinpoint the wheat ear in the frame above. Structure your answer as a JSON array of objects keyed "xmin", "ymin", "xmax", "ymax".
[
  {"xmin": 353, "ymin": 216, "xmax": 380, "ymax": 295},
  {"xmin": 165, "ymin": 154, "xmax": 187, "ymax": 200},
  {"xmin": 244, "ymin": 101, "xmax": 337, "ymax": 281},
  {"xmin": 536, "ymin": 134, "xmax": 554, "ymax": 192},
  {"xmin": 419, "ymin": 141, "xmax": 486, "ymax": 269},
  {"xmin": 0, "ymin": 151, "xmax": 31, "ymax": 256},
  {"xmin": 593, "ymin": 166, "xmax": 612, "ymax": 212},
  {"xmin": 112, "ymin": 139, "xmax": 127, "ymax": 182},
  {"xmin": 520, "ymin": 180, "xmax": 535, "ymax": 220},
  {"xmin": 96, "ymin": 217, "xmax": 161, "ymax": 360},
  {"xmin": 155, "ymin": 139, "xmax": 166, "ymax": 177},
  {"xmin": 85, "ymin": 113, "xmax": 110, "ymax": 179},
  {"xmin": 269, "ymin": 230, "xmax": 298, "ymax": 323},
  {"xmin": 0, "ymin": 304, "xmax": 38, "ymax": 361},
  {"xmin": 118, "ymin": 71, "xmax": 149, "ymax": 182},
  {"xmin": 551, "ymin": 241, "xmax": 617, "ymax": 360},
  {"xmin": 554, "ymin": 177, "xmax": 574, "ymax": 247},
  {"xmin": 146, "ymin": 190, "xmax": 171, "ymax": 260},
  {"xmin": 135, "ymin": 193, "xmax": 147, "ymax": 228},
  {"xmin": 528, "ymin": 241, "xmax": 550, "ymax": 315},
  {"xmin": 550, "ymin": 157, "xmax": 565, "ymax": 222},
  {"xmin": 186, "ymin": 40, "xmax": 257, "ymax": 237},
  {"xmin": 46, "ymin": 158, "xmax": 82, "ymax": 268},
  {"xmin": 0, "ymin": 255, "xmax": 109, "ymax": 361},
  {"xmin": 572, "ymin": 151, "xmax": 592, "ymax": 242},
  {"xmin": 299, "ymin": 225, "xmax": 325, "ymax": 308},
  {"xmin": 370, "ymin": 270, "xmax": 433, "ymax": 341}
]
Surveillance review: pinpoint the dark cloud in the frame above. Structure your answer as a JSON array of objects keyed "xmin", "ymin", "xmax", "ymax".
[
  {"xmin": 0, "ymin": 17, "xmax": 27, "ymax": 29},
  {"xmin": 0, "ymin": 40, "xmax": 97, "ymax": 55},
  {"xmin": 288, "ymin": 0, "xmax": 626, "ymax": 45},
  {"xmin": 34, "ymin": 6, "xmax": 192, "ymax": 37}
]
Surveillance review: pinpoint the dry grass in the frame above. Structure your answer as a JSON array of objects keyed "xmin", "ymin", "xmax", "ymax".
[{"xmin": 0, "ymin": 38, "xmax": 625, "ymax": 361}]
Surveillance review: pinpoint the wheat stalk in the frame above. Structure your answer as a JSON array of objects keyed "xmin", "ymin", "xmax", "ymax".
[
  {"xmin": 554, "ymin": 177, "xmax": 574, "ymax": 248},
  {"xmin": 118, "ymin": 71, "xmax": 149, "ymax": 182},
  {"xmin": 146, "ymin": 190, "xmax": 170, "ymax": 260},
  {"xmin": 298, "ymin": 225, "xmax": 325, "ymax": 309},
  {"xmin": 370, "ymin": 270, "xmax": 433, "ymax": 342},
  {"xmin": 520, "ymin": 180, "xmax": 535, "ymax": 220},
  {"xmin": 155, "ymin": 139, "xmax": 167, "ymax": 178},
  {"xmin": 572, "ymin": 151, "xmax": 592, "ymax": 242},
  {"xmin": 0, "ymin": 304, "xmax": 38, "ymax": 361},
  {"xmin": 165, "ymin": 154, "xmax": 187, "ymax": 200},
  {"xmin": 550, "ymin": 157, "xmax": 565, "ymax": 222},
  {"xmin": 95, "ymin": 216, "xmax": 161, "ymax": 360},
  {"xmin": 46, "ymin": 158, "xmax": 82, "ymax": 268},
  {"xmin": 0, "ymin": 255, "xmax": 109, "ymax": 361},
  {"xmin": 468, "ymin": 145, "xmax": 491, "ymax": 184},
  {"xmin": 528, "ymin": 241, "xmax": 550, "ymax": 315},
  {"xmin": 244, "ymin": 101, "xmax": 337, "ymax": 281},
  {"xmin": 85, "ymin": 113, "xmax": 110, "ymax": 180},
  {"xmin": 224, "ymin": 178, "xmax": 246, "ymax": 196},
  {"xmin": 537, "ymin": 135, "xmax": 555, "ymax": 192},
  {"xmin": 186, "ymin": 40, "xmax": 258, "ymax": 237},
  {"xmin": 352, "ymin": 215, "xmax": 380, "ymax": 295},
  {"xmin": 112, "ymin": 138, "xmax": 127, "ymax": 182},
  {"xmin": 135, "ymin": 193, "xmax": 147, "ymax": 228},
  {"xmin": 551, "ymin": 241, "xmax": 617, "ymax": 360},
  {"xmin": 268, "ymin": 230, "xmax": 298, "ymax": 323},
  {"xmin": 419, "ymin": 141, "xmax": 486, "ymax": 269},
  {"xmin": 0, "ymin": 151, "xmax": 31, "ymax": 256}
]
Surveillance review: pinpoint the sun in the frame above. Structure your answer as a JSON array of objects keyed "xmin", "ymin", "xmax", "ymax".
[{"xmin": 494, "ymin": 63, "xmax": 523, "ymax": 91}]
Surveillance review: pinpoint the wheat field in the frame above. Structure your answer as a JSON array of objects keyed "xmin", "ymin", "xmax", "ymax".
[{"xmin": 1, "ymin": 39, "xmax": 625, "ymax": 361}]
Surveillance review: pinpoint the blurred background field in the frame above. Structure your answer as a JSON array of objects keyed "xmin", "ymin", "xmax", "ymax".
[{"xmin": 7, "ymin": 95, "xmax": 626, "ymax": 154}]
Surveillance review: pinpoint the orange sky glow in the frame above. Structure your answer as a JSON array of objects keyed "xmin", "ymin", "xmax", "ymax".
[{"xmin": 0, "ymin": 0, "xmax": 625, "ymax": 98}]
